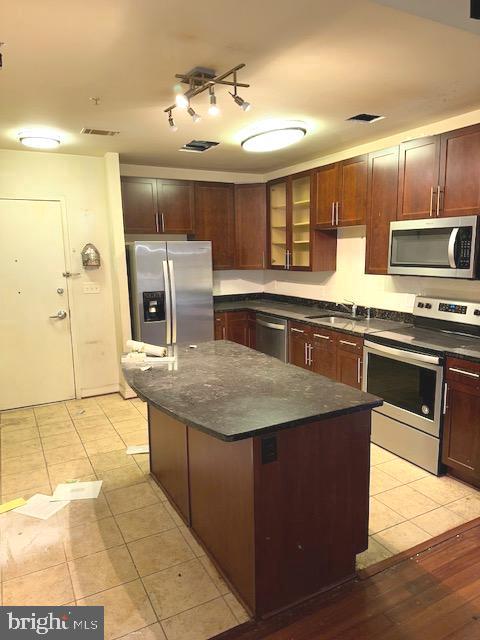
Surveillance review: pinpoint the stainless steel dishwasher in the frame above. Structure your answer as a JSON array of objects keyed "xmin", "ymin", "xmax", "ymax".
[{"xmin": 255, "ymin": 313, "xmax": 288, "ymax": 362}]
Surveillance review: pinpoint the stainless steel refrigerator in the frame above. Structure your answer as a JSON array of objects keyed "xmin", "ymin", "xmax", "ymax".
[{"xmin": 126, "ymin": 241, "xmax": 214, "ymax": 346}]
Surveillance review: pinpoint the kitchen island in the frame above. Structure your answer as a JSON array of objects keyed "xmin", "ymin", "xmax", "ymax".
[{"xmin": 123, "ymin": 341, "xmax": 382, "ymax": 618}]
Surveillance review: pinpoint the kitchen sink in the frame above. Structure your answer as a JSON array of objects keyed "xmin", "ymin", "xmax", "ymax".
[
  {"xmin": 306, "ymin": 311, "xmax": 365, "ymax": 321},
  {"xmin": 319, "ymin": 316, "xmax": 367, "ymax": 325}
]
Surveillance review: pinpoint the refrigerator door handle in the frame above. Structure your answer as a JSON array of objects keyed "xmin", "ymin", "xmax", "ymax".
[
  {"xmin": 162, "ymin": 260, "xmax": 172, "ymax": 345},
  {"xmin": 168, "ymin": 259, "xmax": 177, "ymax": 344}
]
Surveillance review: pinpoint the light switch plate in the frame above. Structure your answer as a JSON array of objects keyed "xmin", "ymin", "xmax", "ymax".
[{"xmin": 83, "ymin": 282, "xmax": 101, "ymax": 294}]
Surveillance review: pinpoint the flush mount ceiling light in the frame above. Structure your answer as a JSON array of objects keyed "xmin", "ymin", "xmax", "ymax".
[
  {"xmin": 164, "ymin": 64, "xmax": 250, "ymax": 130},
  {"xmin": 241, "ymin": 124, "xmax": 306, "ymax": 153},
  {"xmin": 17, "ymin": 129, "xmax": 61, "ymax": 149}
]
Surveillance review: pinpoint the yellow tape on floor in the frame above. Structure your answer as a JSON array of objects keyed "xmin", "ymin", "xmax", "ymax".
[{"xmin": 0, "ymin": 497, "xmax": 27, "ymax": 514}]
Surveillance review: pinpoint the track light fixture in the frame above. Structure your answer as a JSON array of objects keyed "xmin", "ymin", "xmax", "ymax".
[
  {"xmin": 208, "ymin": 87, "xmax": 220, "ymax": 116},
  {"xmin": 187, "ymin": 105, "xmax": 201, "ymax": 123},
  {"xmin": 168, "ymin": 110, "xmax": 177, "ymax": 132},
  {"xmin": 164, "ymin": 63, "xmax": 250, "ymax": 130},
  {"xmin": 229, "ymin": 91, "xmax": 251, "ymax": 112}
]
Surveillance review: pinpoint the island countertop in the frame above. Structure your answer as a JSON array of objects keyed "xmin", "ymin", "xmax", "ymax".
[{"xmin": 122, "ymin": 340, "xmax": 382, "ymax": 441}]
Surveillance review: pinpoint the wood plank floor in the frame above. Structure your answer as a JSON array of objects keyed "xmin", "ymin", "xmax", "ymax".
[{"xmin": 214, "ymin": 519, "xmax": 480, "ymax": 640}]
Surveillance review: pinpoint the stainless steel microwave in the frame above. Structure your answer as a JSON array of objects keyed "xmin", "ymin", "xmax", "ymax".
[{"xmin": 388, "ymin": 215, "xmax": 479, "ymax": 279}]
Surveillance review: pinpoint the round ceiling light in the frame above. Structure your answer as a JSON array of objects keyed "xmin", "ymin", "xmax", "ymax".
[
  {"xmin": 241, "ymin": 125, "xmax": 306, "ymax": 153},
  {"xmin": 17, "ymin": 130, "xmax": 61, "ymax": 149}
]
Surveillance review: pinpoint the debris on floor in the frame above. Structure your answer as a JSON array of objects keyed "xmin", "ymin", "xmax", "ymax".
[
  {"xmin": 51, "ymin": 480, "xmax": 103, "ymax": 501},
  {"xmin": 126, "ymin": 444, "xmax": 149, "ymax": 455},
  {"xmin": 14, "ymin": 493, "xmax": 70, "ymax": 520},
  {"xmin": 0, "ymin": 497, "xmax": 27, "ymax": 514}
]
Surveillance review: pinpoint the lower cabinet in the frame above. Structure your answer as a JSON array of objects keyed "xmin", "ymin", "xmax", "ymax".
[
  {"xmin": 442, "ymin": 357, "xmax": 480, "ymax": 487},
  {"xmin": 214, "ymin": 311, "xmax": 255, "ymax": 348},
  {"xmin": 288, "ymin": 321, "xmax": 363, "ymax": 389}
]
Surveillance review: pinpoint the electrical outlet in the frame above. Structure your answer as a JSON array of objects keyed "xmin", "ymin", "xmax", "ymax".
[{"xmin": 83, "ymin": 282, "xmax": 101, "ymax": 294}]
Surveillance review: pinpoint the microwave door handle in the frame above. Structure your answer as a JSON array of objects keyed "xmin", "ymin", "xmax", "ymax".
[
  {"xmin": 448, "ymin": 228, "xmax": 459, "ymax": 269},
  {"xmin": 162, "ymin": 260, "xmax": 172, "ymax": 345}
]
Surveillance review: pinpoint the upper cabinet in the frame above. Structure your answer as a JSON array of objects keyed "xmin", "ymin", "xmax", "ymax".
[
  {"xmin": 158, "ymin": 179, "xmax": 195, "ymax": 234},
  {"xmin": 234, "ymin": 183, "xmax": 266, "ymax": 270},
  {"xmin": 397, "ymin": 136, "xmax": 441, "ymax": 220},
  {"xmin": 313, "ymin": 155, "xmax": 368, "ymax": 229},
  {"xmin": 439, "ymin": 123, "xmax": 480, "ymax": 218},
  {"xmin": 194, "ymin": 181, "xmax": 235, "ymax": 270},
  {"xmin": 268, "ymin": 172, "xmax": 336, "ymax": 272},
  {"xmin": 365, "ymin": 146, "xmax": 399, "ymax": 275},
  {"xmin": 121, "ymin": 177, "xmax": 158, "ymax": 234},
  {"xmin": 121, "ymin": 177, "xmax": 194, "ymax": 235},
  {"xmin": 397, "ymin": 123, "xmax": 480, "ymax": 221}
]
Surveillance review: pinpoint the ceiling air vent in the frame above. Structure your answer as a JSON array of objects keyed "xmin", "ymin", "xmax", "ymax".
[
  {"xmin": 179, "ymin": 140, "xmax": 219, "ymax": 153},
  {"xmin": 347, "ymin": 113, "xmax": 384, "ymax": 123},
  {"xmin": 81, "ymin": 128, "xmax": 120, "ymax": 136}
]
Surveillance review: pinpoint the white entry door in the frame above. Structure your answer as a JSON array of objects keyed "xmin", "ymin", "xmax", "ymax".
[{"xmin": 0, "ymin": 199, "xmax": 76, "ymax": 410}]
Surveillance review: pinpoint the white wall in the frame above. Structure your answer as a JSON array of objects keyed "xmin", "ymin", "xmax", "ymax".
[{"xmin": 0, "ymin": 148, "xmax": 122, "ymax": 398}]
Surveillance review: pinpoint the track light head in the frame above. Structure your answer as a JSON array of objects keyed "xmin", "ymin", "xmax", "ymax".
[
  {"xmin": 175, "ymin": 93, "xmax": 189, "ymax": 109},
  {"xmin": 229, "ymin": 91, "xmax": 251, "ymax": 111},
  {"xmin": 168, "ymin": 111, "xmax": 177, "ymax": 132},
  {"xmin": 208, "ymin": 88, "xmax": 220, "ymax": 116},
  {"xmin": 187, "ymin": 106, "xmax": 201, "ymax": 123}
]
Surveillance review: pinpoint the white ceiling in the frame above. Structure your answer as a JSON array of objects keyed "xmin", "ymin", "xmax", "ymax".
[{"xmin": 1, "ymin": 0, "xmax": 480, "ymax": 172}]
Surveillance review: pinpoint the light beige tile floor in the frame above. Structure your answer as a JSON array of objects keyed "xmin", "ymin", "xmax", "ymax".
[
  {"xmin": 2, "ymin": 396, "xmax": 479, "ymax": 638},
  {"xmin": 0, "ymin": 395, "xmax": 248, "ymax": 640}
]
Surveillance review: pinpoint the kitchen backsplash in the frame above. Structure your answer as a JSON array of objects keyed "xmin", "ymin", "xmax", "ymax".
[{"xmin": 213, "ymin": 228, "xmax": 480, "ymax": 313}]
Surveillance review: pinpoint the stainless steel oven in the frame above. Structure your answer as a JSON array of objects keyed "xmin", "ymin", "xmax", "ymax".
[
  {"xmin": 388, "ymin": 215, "xmax": 479, "ymax": 279},
  {"xmin": 363, "ymin": 341, "xmax": 444, "ymax": 474}
]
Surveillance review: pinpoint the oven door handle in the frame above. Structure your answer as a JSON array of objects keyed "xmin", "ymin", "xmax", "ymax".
[
  {"xmin": 256, "ymin": 318, "xmax": 285, "ymax": 331},
  {"xmin": 447, "ymin": 227, "xmax": 459, "ymax": 269},
  {"xmin": 364, "ymin": 340, "xmax": 441, "ymax": 366}
]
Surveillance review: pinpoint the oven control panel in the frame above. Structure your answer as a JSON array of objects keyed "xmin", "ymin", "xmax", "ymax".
[{"xmin": 414, "ymin": 296, "xmax": 480, "ymax": 326}]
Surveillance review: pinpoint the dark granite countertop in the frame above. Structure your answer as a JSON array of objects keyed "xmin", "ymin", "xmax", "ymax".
[
  {"xmin": 214, "ymin": 299, "xmax": 405, "ymax": 337},
  {"xmin": 122, "ymin": 341, "xmax": 382, "ymax": 442}
]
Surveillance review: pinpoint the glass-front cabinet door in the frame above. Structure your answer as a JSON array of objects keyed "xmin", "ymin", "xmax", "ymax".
[
  {"xmin": 269, "ymin": 181, "xmax": 287, "ymax": 268},
  {"xmin": 291, "ymin": 175, "xmax": 311, "ymax": 269}
]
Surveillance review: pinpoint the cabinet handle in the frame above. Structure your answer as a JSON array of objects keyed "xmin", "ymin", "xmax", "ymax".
[
  {"xmin": 222, "ymin": 326, "xmax": 226, "ymax": 339},
  {"xmin": 313, "ymin": 333, "xmax": 330, "ymax": 340},
  {"xmin": 161, "ymin": 212, "xmax": 165, "ymax": 232},
  {"xmin": 304, "ymin": 342, "xmax": 308, "ymax": 365},
  {"xmin": 155, "ymin": 212, "xmax": 160, "ymax": 233},
  {"xmin": 331, "ymin": 202, "xmax": 335, "ymax": 226},
  {"xmin": 357, "ymin": 357, "xmax": 361, "ymax": 384},
  {"xmin": 286, "ymin": 250, "xmax": 290, "ymax": 270},
  {"xmin": 336, "ymin": 202, "xmax": 339, "ymax": 226},
  {"xmin": 262, "ymin": 252, "xmax": 265, "ymax": 269},
  {"xmin": 308, "ymin": 344, "xmax": 313, "ymax": 365},
  {"xmin": 448, "ymin": 367, "xmax": 480, "ymax": 378},
  {"xmin": 443, "ymin": 383, "xmax": 448, "ymax": 415},
  {"xmin": 339, "ymin": 339, "xmax": 358, "ymax": 348},
  {"xmin": 429, "ymin": 187, "xmax": 434, "ymax": 217},
  {"xmin": 436, "ymin": 185, "xmax": 441, "ymax": 216},
  {"xmin": 291, "ymin": 328, "xmax": 304, "ymax": 334}
]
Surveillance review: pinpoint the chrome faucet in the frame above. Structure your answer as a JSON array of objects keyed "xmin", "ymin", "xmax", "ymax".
[{"xmin": 343, "ymin": 299, "xmax": 358, "ymax": 319}]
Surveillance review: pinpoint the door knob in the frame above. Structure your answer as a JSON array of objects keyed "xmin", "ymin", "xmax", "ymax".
[{"xmin": 49, "ymin": 310, "xmax": 67, "ymax": 320}]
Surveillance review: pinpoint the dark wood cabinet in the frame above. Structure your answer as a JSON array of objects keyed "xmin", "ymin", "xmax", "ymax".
[
  {"xmin": 336, "ymin": 335, "xmax": 363, "ymax": 390},
  {"xmin": 234, "ymin": 184, "xmax": 266, "ymax": 269},
  {"xmin": 313, "ymin": 164, "xmax": 339, "ymax": 227},
  {"xmin": 121, "ymin": 177, "xmax": 158, "ymax": 234},
  {"xmin": 247, "ymin": 312, "xmax": 256, "ymax": 349},
  {"xmin": 311, "ymin": 329, "xmax": 337, "ymax": 380},
  {"xmin": 121, "ymin": 176, "xmax": 195, "ymax": 235},
  {"xmin": 439, "ymin": 123, "xmax": 480, "ymax": 218},
  {"xmin": 442, "ymin": 357, "xmax": 480, "ymax": 487},
  {"xmin": 397, "ymin": 136, "xmax": 441, "ymax": 220},
  {"xmin": 288, "ymin": 322, "xmax": 311, "ymax": 369},
  {"xmin": 365, "ymin": 146, "xmax": 399, "ymax": 275},
  {"xmin": 288, "ymin": 323, "xmax": 363, "ymax": 389},
  {"xmin": 195, "ymin": 182, "xmax": 235, "ymax": 270},
  {"xmin": 313, "ymin": 156, "xmax": 367, "ymax": 228},
  {"xmin": 214, "ymin": 311, "xmax": 254, "ymax": 348},
  {"xmin": 149, "ymin": 405, "xmax": 190, "ymax": 524},
  {"xmin": 158, "ymin": 179, "xmax": 195, "ymax": 234}
]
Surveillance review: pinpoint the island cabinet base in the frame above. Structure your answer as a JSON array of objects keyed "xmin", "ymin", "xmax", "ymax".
[{"xmin": 148, "ymin": 405, "xmax": 371, "ymax": 619}]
